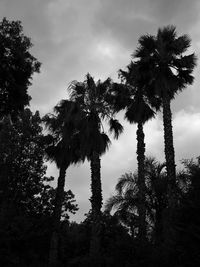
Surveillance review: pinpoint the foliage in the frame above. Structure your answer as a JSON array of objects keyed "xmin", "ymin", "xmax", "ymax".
[
  {"xmin": 105, "ymin": 157, "xmax": 168, "ymax": 241},
  {"xmin": 133, "ymin": 25, "xmax": 197, "ymax": 100},
  {"xmin": 58, "ymin": 212, "xmax": 135, "ymax": 267},
  {"xmin": 118, "ymin": 61, "xmax": 161, "ymax": 125},
  {"xmin": 172, "ymin": 157, "xmax": 200, "ymax": 267},
  {"xmin": 0, "ymin": 18, "xmax": 41, "ymax": 119},
  {"xmin": 68, "ymin": 73, "xmax": 123, "ymax": 159},
  {"xmin": 0, "ymin": 109, "xmax": 78, "ymax": 266}
]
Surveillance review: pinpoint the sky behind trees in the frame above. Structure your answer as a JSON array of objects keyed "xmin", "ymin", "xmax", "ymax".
[{"xmin": 1, "ymin": 0, "xmax": 200, "ymax": 221}]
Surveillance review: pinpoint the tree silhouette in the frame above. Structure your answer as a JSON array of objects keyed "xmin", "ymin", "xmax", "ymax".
[
  {"xmin": 105, "ymin": 172, "xmax": 139, "ymax": 237},
  {"xmin": 0, "ymin": 108, "xmax": 78, "ymax": 266},
  {"xmin": 43, "ymin": 100, "xmax": 83, "ymax": 267},
  {"xmin": 0, "ymin": 109, "xmax": 45, "ymax": 218},
  {"xmin": 68, "ymin": 73, "xmax": 123, "ymax": 265},
  {"xmin": 105, "ymin": 157, "xmax": 167, "ymax": 244},
  {"xmin": 111, "ymin": 61, "xmax": 161, "ymax": 241},
  {"xmin": 0, "ymin": 18, "xmax": 40, "ymax": 120},
  {"xmin": 144, "ymin": 157, "xmax": 167, "ymax": 245},
  {"xmin": 173, "ymin": 157, "xmax": 200, "ymax": 266},
  {"xmin": 133, "ymin": 25, "xmax": 196, "ymax": 208}
]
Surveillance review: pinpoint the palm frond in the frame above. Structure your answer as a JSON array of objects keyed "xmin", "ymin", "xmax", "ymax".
[
  {"xmin": 108, "ymin": 82, "xmax": 130, "ymax": 112},
  {"xmin": 108, "ymin": 118, "xmax": 123, "ymax": 139},
  {"xmin": 97, "ymin": 77, "xmax": 112, "ymax": 97},
  {"xmin": 125, "ymin": 99, "xmax": 155, "ymax": 124},
  {"xmin": 115, "ymin": 173, "xmax": 137, "ymax": 195},
  {"xmin": 157, "ymin": 25, "xmax": 177, "ymax": 43},
  {"xmin": 174, "ymin": 54, "xmax": 197, "ymax": 70},
  {"xmin": 133, "ymin": 34, "xmax": 156, "ymax": 59},
  {"xmin": 172, "ymin": 34, "xmax": 191, "ymax": 54},
  {"xmin": 105, "ymin": 195, "xmax": 125, "ymax": 212},
  {"xmin": 68, "ymin": 81, "xmax": 86, "ymax": 104}
]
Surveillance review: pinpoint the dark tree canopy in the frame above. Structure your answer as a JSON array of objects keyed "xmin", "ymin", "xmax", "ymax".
[
  {"xmin": 0, "ymin": 108, "xmax": 78, "ymax": 219},
  {"xmin": 0, "ymin": 108, "xmax": 79, "ymax": 267},
  {"xmin": 0, "ymin": 18, "xmax": 41, "ymax": 119}
]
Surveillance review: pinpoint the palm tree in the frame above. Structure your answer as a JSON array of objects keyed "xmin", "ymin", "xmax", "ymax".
[
  {"xmin": 113, "ymin": 61, "xmax": 161, "ymax": 241},
  {"xmin": 68, "ymin": 73, "xmax": 123, "ymax": 264},
  {"xmin": 105, "ymin": 172, "xmax": 139, "ymax": 237},
  {"xmin": 144, "ymin": 157, "xmax": 167, "ymax": 245},
  {"xmin": 43, "ymin": 100, "xmax": 83, "ymax": 267},
  {"xmin": 133, "ymin": 26, "xmax": 197, "ymax": 207},
  {"xmin": 105, "ymin": 157, "xmax": 167, "ymax": 244}
]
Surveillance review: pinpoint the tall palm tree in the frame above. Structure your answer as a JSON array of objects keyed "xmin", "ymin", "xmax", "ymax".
[
  {"xmin": 43, "ymin": 100, "xmax": 83, "ymax": 267},
  {"xmin": 68, "ymin": 73, "xmax": 123, "ymax": 264},
  {"xmin": 113, "ymin": 61, "xmax": 161, "ymax": 241},
  {"xmin": 133, "ymin": 26, "xmax": 197, "ymax": 207}
]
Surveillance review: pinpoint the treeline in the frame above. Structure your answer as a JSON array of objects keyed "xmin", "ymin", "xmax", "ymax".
[{"xmin": 0, "ymin": 17, "xmax": 199, "ymax": 267}]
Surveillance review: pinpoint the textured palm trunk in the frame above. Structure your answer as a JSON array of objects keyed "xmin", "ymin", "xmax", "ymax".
[
  {"xmin": 89, "ymin": 151, "xmax": 102, "ymax": 266},
  {"xmin": 49, "ymin": 165, "xmax": 67, "ymax": 267},
  {"xmin": 162, "ymin": 94, "xmax": 178, "ymax": 261},
  {"xmin": 162, "ymin": 94, "xmax": 176, "ymax": 208},
  {"xmin": 136, "ymin": 121, "xmax": 146, "ymax": 241}
]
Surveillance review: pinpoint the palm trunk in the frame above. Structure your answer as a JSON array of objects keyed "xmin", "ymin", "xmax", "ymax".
[
  {"xmin": 162, "ymin": 94, "xmax": 176, "ymax": 208},
  {"xmin": 89, "ymin": 151, "xmax": 102, "ymax": 266},
  {"xmin": 136, "ymin": 121, "xmax": 146, "ymax": 241},
  {"xmin": 49, "ymin": 165, "xmax": 67, "ymax": 267},
  {"xmin": 162, "ymin": 94, "xmax": 178, "ymax": 260}
]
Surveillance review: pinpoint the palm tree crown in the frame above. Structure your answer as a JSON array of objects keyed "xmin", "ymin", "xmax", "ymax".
[
  {"xmin": 134, "ymin": 25, "xmax": 197, "ymax": 100},
  {"xmin": 68, "ymin": 73, "xmax": 123, "ymax": 158},
  {"xmin": 43, "ymin": 100, "xmax": 83, "ymax": 168},
  {"xmin": 118, "ymin": 61, "xmax": 161, "ymax": 124}
]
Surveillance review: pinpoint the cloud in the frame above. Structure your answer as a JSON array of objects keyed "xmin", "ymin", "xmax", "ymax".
[
  {"xmin": 173, "ymin": 110, "xmax": 200, "ymax": 164},
  {"xmin": 1, "ymin": 0, "xmax": 199, "ymax": 114},
  {"xmin": 94, "ymin": 0, "xmax": 200, "ymax": 50},
  {"xmin": 145, "ymin": 109, "xmax": 200, "ymax": 167}
]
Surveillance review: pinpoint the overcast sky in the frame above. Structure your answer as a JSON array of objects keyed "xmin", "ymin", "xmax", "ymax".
[{"xmin": 1, "ymin": 0, "xmax": 200, "ymax": 222}]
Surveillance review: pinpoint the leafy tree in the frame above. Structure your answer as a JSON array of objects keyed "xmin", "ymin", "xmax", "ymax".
[
  {"xmin": 56, "ymin": 212, "xmax": 134, "ymax": 267},
  {"xmin": 0, "ymin": 18, "xmax": 40, "ymax": 120},
  {"xmin": 68, "ymin": 73, "xmax": 123, "ymax": 265},
  {"xmin": 133, "ymin": 26, "xmax": 196, "ymax": 207},
  {"xmin": 0, "ymin": 108, "xmax": 78, "ymax": 266},
  {"xmin": 0, "ymin": 108, "xmax": 46, "ymax": 218}
]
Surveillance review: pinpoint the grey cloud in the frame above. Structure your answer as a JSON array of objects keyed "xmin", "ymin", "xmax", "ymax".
[
  {"xmin": 94, "ymin": 0, "xmax": 200, "ymax": 50},
  {"xmin": 0, "ymin": 0, "xmax": 103, "ymax": 112},
  {"xmin": 0, "ymin": 0, "xmax": 51, "ymax": 41}
]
